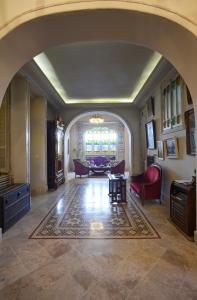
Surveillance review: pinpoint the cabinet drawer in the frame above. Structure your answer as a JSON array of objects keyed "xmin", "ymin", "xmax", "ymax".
[{"xmin": 3, "ymin": 184, "xmax": 30, "ymax": 207}]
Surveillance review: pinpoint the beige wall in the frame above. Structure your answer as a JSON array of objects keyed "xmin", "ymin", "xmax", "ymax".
[
  {"xmin": 10, "ymin": 76, "xmax": 30, "ymax": 183},
  {"xmin": 140, "ymin": 68, "xmax": 196, "ymax": 209},
  {"xmin": 30, "ymin": 96, "xmax": 47, "ymax": 195}
]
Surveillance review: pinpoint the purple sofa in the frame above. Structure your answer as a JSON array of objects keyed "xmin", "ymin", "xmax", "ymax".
[{"xmin": 87, "ymin": 156, "xmax": 110, "ymax": 166}]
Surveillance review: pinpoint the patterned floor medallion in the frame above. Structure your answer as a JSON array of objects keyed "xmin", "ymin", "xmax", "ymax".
[{"xmin": 29, "ymin": 179, "xmax": 160, "ymax": 239}]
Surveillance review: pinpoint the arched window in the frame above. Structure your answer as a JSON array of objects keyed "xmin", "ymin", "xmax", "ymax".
[{"xmin": 84, "ymin": 127, "xmax": 117, "ymax": 154}]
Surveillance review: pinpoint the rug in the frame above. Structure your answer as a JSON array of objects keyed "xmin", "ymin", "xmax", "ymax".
[{"xmin": 29, "ymin": 180, "xmax": 160, "ymax": 239}]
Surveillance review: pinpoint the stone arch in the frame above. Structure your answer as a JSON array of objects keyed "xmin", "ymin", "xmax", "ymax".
[
  {"xmin": 0, "ymin": 3, "xmax": 197, "ymax": 237},
  {"xmin": 0, "ymin": 7, "xmax": 197, "ymax": 108},
  {"xmin": 64, "ymin": 110, "xmax": 134, "ymax": 175}
]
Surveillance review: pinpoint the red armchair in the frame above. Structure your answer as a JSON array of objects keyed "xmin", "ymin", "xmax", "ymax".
[
  {"xmin": 111, "ymin": 160, "xmax": 125, "ymax": 175},
  {"xmin": 73, "ymin": 160, "xmax": 90, "ymax": 178},
  {"xmin": 130, "ymin": 164, "xmax": 162, "ymax": 205}
]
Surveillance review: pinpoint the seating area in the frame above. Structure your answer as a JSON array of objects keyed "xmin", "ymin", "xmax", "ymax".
[
  {"xmin": 86, "ymin": 156, "xmax": 110, "ymax": 166},
  {"xmin": 73, "ymin": 157, "xmax": 125, "ymax": 177},
  {"xmin": 130, "ymin": 164, "xmax": 162, "ymax": 205}
]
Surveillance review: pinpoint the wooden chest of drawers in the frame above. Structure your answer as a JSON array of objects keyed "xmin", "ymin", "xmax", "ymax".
[
  {"xmin": 170, "ymin": 181, "xmax": 196, "ymax": 237},
  {"xmin": 0, "ymin": 183, "xmax": 31, "ymax": 232}
]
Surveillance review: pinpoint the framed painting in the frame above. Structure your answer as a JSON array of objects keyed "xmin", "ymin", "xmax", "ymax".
[
  {"xmin": 157, "ymin": 141, "xmax": 164, "ymax": 160},
  {"xmin": 165, "ymin": 137, "xmax": 179, "ymax": 158},
  {"xmin": 185, "ymin": 109, "xmax": 196, "ymax": 155},
  {"xmin": 145, "ymin": 120, "xmax": 156, "ymax": 150}
]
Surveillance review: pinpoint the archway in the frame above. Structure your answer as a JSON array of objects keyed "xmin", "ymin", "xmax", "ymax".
[
  {"xmin": 0, "ymin": 3, "xmax": 197, "ymax": 241},
  {"xmin": 0, "ymin": 8, "xmax": 197, "ymax": 107},
  {"xmin": 64, "ymin": 111, "xmax": 133, "ymax": 177}
]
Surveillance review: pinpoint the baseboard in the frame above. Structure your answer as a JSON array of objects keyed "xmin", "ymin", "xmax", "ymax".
[
  {"xmin": 194, "ymin": 231, "xmax": 197, "ymax": 243},
  {"xmin": 31, "ymin": 185, "xmax": 48, "ymax": 196}
]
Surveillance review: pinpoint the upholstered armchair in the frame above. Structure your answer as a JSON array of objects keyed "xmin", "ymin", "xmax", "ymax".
[
  {"xmin": 130, "ymin": 164, "xmax": 162, "ymax": 205},
  {"xmin": 73, "ymin": 160, "xmax": 90, "ymax": 178},
  {"xmin": 111, "ymin": 160, "xmax": 125, "ymax": 174}
]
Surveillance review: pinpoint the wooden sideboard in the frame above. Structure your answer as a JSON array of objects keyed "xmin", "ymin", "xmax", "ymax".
[{"xmin": 170, "ymin": 181, "xmax": 196, "ymax": 237}]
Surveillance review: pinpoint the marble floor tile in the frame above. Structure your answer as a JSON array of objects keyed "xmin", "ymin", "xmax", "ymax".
[{"xmin": 0, "ymin": 178, "xmax": 196, "ymax": 300}]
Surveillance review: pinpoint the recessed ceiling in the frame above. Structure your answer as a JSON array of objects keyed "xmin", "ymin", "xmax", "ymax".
[{"xmin": 33, "ymin": 42, "xmax": 161, "ymax": 104}]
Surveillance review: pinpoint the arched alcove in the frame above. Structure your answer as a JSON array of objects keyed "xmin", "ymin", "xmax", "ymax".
[
  {"xmin": 0, "ymin": 8, "xmax": 197, "ymax": 107},
  {"xmin": 64, "ymin": 111, "xmax": 133, "ymax": 176}
]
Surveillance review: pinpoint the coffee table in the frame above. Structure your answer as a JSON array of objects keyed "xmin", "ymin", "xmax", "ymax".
[{"xmin": 90, "ymin": 165, "xmax": 110, "ymax": 175}]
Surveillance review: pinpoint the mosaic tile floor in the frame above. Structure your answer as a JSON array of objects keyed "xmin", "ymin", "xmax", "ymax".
[{"xmin": 30, "ymin": 180, "xmax": 159, "ymax": 239}]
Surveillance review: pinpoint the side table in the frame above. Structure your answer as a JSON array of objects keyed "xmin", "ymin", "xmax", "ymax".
[{"xmin": 108, "ymin": 174, "xmax": 127, "ymax": 203}]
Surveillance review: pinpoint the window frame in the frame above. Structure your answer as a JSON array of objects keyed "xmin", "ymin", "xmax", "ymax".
[
  {"xmin": 84, "ymin": 127, "xmax": 117, "ymax": 155},
  {"xmin": 161, "ymin": 75, "xmax": 184, "ymax": 134}
]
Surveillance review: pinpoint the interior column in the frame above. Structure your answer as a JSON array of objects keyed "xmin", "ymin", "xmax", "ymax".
[
  {"xmin": 10, "ymin": 75, "xmax": 30, "ymax": 183},
  {"xmin": 30, "ymin": 96, "xmax": 47, "ymax": 194}
]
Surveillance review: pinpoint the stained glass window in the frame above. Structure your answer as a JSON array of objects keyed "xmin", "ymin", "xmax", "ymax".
[{"xmin": 84, "ymin": 127, "xmax": 117, "ymax": 154}]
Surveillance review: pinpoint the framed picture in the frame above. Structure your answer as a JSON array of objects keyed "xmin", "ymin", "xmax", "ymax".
[
  {"xmin": 165, "ymin": 137, "xmax": 179, "ymax": 158},
  {"xmin": 146, "ymin": 97, "xmax": 155, "ymax": 119},
  {"xmin": 145, "ymin": 120, "xmax": 156, "ymax": 150},
  {"xmin": 185, "ymin": 109, "xmax": 196, "ymax": 155},
  {"xmin": 157, "ymin": 141, "xmax": 164, "ymax": 160}
]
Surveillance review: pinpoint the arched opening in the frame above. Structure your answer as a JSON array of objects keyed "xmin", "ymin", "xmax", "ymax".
[
  {"xmin": 0, "ymin": 4, "xmax": 197, "ymax": 296},
  {"xmin": 64, "ymin": 111, "xmax": 133, "ymax": 178}
]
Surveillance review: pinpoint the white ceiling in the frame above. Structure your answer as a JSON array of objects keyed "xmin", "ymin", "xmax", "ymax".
[{"xmin": 33, "ymin": 41, "xmax": 161, "ymax": 104}]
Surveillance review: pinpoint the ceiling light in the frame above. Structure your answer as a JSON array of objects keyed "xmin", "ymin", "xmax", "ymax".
[{"xmin": 89, "ymin": 115, "xmax": 104, "ymax": 124}]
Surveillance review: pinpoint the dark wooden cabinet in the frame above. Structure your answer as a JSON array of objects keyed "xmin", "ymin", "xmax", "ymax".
[
  {"xmin": 170, "ymin": 181, "xmax": 196, "ymax": 237},
  {"xmin": 47, "ymin": 120, "xmax": 65, "ymax": 189},
  {"xmin": 0, "ymin": 183, "xmax": 31, "ymax": 232}
]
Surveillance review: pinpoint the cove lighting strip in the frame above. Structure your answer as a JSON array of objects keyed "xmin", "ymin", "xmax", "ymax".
[{"xmin": 33, "ymin": 52, "xmax": 162, "ymax": 104}]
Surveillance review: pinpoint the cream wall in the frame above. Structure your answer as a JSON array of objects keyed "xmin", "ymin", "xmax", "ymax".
[
  {"xmin": 140, "ymin": 68, "xmax": 196, "ymax": 209},
  {"xmin": 30, "ymin": 96, "xmax": 48, "ymax": 195}
]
